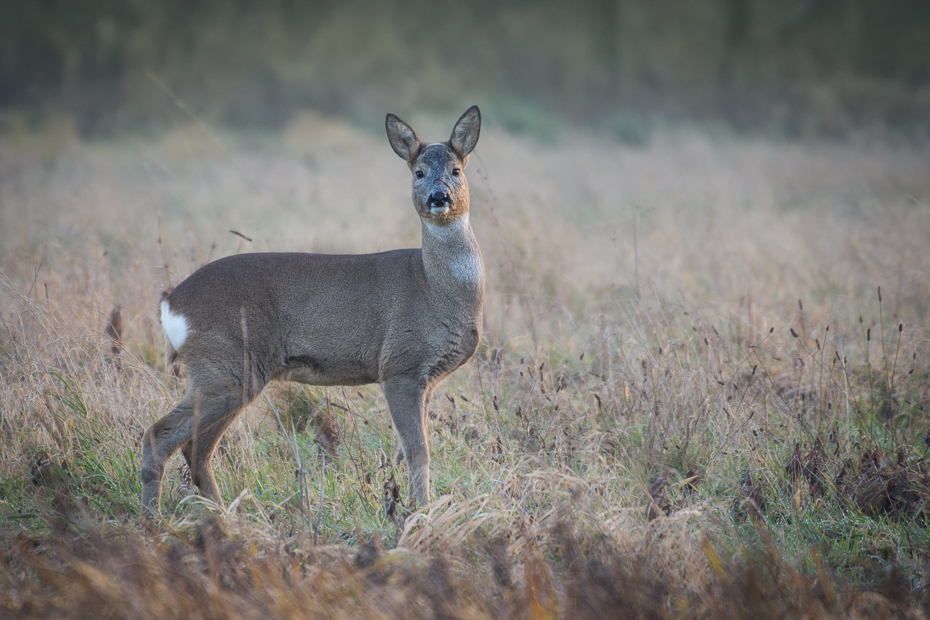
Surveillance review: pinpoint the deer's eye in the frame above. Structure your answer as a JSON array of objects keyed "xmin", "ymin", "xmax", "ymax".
[
  {"xmin": 415, "ymin": 170, "xmax": 425, "ymax": 179},
  {"xmin": 451, "ymin": 168, "xmax": 461, "ymax": 177}
]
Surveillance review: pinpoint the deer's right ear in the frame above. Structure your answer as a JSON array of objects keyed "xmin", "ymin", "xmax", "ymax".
[{"xmin": 386, "ymin": 113, "xmax": 422, "ymax": 163}]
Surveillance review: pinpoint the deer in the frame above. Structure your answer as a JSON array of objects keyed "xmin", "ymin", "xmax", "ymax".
[{"xmin": 143, "ymin": 106, "xmax": 484, "ymax": 514}]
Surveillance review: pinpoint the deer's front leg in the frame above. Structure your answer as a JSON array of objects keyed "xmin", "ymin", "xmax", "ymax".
[{"xmin": 381, "ymin": 377, "xmax": 431, "ymax": 509}]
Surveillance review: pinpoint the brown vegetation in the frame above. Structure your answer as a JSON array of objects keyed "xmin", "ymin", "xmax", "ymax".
[{"xmin": 1, "ymin": 117, "xmax": 930, "ymax": 617}]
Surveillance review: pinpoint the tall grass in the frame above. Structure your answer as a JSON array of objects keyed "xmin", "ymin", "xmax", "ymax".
[{"xmin": 1, "ymin": 117, "xmax": 930, "ymax": 617}]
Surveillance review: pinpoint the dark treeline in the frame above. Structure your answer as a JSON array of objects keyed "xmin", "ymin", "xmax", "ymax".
[{"xmin": 1, "ymin": 0, "xmax": 929, "ymax": 137}]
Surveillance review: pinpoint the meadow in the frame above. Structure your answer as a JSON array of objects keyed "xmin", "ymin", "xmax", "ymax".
[{"xmin": 1, "ymin": 112, "xmax": 930, "ymax": 618}]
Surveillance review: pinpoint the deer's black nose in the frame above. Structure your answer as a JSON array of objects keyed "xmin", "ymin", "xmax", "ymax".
[{"xmin": 428, "ymin": 191, "xmax": 451, "ymax": 207}]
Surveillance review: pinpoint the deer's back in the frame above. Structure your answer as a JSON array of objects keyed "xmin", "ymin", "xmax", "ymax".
[{"xmin": 165, "ymin": 250, "xmax": 433, "ymax": 386}]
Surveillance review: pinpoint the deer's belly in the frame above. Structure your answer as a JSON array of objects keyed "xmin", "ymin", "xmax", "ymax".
[{"xmin": 274, "ymin": 354, "xmax": 378, "ymax": 386}]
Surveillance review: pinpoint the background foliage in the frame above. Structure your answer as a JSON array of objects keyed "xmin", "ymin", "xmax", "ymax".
[{"xmin": 2, "ymin": 0, "xmax": 929, "ymax": 137}]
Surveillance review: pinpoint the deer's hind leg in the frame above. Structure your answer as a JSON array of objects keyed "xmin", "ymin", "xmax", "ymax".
[
  {"xmin": 179, "ymin": 392, "xmax": 244, "ymax": 505},
  {"xmin": 142, "ymin": 387, "xmax": 244, "ymax": 512}
]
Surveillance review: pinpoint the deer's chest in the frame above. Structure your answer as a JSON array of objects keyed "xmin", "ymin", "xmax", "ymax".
[{"xmin": 424, "ymin": 318, "xmax": 481, "ymax": 384}]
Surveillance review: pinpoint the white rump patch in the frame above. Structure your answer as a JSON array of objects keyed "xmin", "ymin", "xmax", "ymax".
[{"xmin": 160, "ymin": 300, "xmax": 190, "ymax": 350}]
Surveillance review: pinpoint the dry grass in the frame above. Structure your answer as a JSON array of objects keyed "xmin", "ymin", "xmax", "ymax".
[{"xmin": 2, "ymin": 115, "xmax": 930, "ymax": 618}]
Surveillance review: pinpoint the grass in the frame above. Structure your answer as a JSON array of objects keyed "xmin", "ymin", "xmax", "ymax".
[{"xmin": 1, "ymin": 114, "xmax": 930, "ymax": 617}]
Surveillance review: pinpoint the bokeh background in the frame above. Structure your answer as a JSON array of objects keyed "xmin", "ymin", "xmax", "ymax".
[{"xmin": 2, "ymin": 0, "xmax": 929, "ymax": 139}]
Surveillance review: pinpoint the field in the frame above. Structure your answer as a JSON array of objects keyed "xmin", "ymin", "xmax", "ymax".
[{"xmin": 2, "ymin": 113, "xmax": 930, "ymax": 618}]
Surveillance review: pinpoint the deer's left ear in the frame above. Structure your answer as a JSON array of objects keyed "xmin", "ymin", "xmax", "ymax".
[{"xmin": 449, "ymin": 105, "xmax": 480, "ymax": 159}]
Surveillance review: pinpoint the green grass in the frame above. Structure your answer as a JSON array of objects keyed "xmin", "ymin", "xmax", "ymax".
[{"xmin": 1, "ymin": 118, "xmax": 930, "ymax": 617}]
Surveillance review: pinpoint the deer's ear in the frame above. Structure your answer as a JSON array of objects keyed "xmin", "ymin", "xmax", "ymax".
[
  {"xmin": 449, "ymin": 105, "xmax": 480, "ymax": 159},
  {"xmin": 386, "ymin": 113, "xmax": 422, "ymax": 163}
]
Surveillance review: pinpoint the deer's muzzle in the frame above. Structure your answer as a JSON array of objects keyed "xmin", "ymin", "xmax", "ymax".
[{"xmin": 428, "ymin": 191, "xmax": 452, "ymax": 208}]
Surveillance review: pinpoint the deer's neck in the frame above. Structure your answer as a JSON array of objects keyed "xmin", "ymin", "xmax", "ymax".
[{"xmin": 421, "ymin": 215, "xmax": 485, "ymax": 309}]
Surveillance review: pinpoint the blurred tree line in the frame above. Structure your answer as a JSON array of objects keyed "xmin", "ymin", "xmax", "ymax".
[{"xmin": 1, "ymin": 0, "xmax": 928, "ymax": 138}]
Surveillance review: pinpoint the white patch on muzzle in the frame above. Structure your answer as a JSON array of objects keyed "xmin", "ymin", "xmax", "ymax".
[{"xmin": 160, "ymin": 300, "xmax": 190, "ymax": 349}]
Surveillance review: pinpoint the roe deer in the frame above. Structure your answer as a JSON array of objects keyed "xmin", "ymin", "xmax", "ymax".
[{"xmin": 143, "ymin": 106, "xmax": 484, "ymax": 513}]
